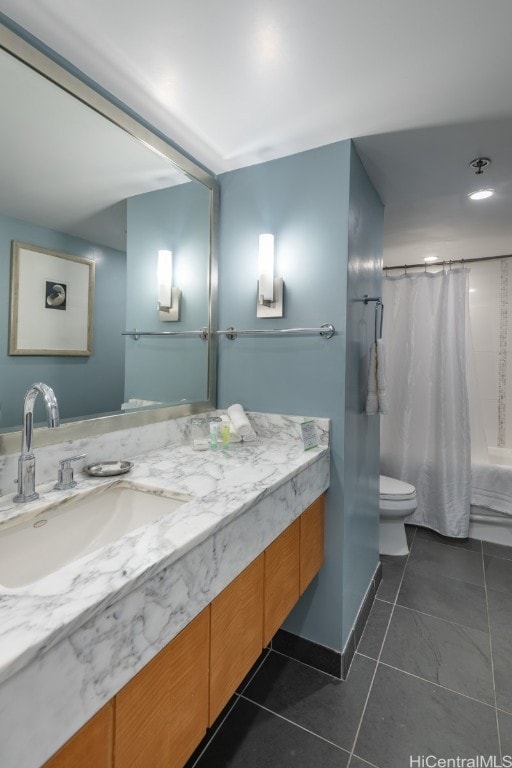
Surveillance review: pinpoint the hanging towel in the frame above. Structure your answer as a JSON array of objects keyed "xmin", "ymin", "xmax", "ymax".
[
  {"xmin": 227, "ymin": 403, "xmax": 257, "ymax": 441},
  {"xmin": 366, "ymin": 343, "xmax": 379, "ymax": 415},
  {"xmin": 366, "ymin": 340, "xmax": 389, "ymax": 415},
  {"xmin": 376, "ymin": 339, "xmax": 389, "ymax": 415}
]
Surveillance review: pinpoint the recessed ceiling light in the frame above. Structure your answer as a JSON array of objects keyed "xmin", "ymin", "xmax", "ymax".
[
  {"xmin": 423, "ymin": 255, "xmax": 439, "ymax": 263},
  {"xmin": 468, "ymin": 189, "xmax": 494, "ymax": 200},
  {"xmin": 469, "ymin": 288, "xmax": 476, "ymax": 293}
]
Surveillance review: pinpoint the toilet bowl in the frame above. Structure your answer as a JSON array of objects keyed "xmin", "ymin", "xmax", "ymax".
[{"xmin": 379, "ymin": 474, "xmax": 417, "ymax": 556}]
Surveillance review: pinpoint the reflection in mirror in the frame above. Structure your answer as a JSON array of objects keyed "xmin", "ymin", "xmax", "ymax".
[{"xmin": 0, "ymin": 31, "xmax": 216, "ymax": 439}]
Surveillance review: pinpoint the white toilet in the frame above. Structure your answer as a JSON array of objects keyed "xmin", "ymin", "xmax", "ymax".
[{"xmin": 379, "ymin": 474, "xmax": 417, "ymax": 556}]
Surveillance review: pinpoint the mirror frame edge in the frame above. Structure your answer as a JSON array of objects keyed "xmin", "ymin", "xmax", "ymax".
[{"xmin": 0, "ymin": 21, "xmax": 219, "ymax": 455}]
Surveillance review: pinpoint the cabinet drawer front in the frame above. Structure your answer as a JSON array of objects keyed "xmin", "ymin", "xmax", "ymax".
[
  {"xmin": 115, "ymin": 608, "xmax": 209, "ymax": 768},
  {"xmin": 209, "ymin": 555, "xmax": 264, "ymax": 723},
  {"xmin": 300, "ymin": 495, "xmax": 325, "ymax": 594},
  {"xmin": 43, "ymin": 702, "xmax": 113, "ymax": 768},
  {"xmin": 264, "ymin": 519, "xmax": 300, "ymax": 645}
]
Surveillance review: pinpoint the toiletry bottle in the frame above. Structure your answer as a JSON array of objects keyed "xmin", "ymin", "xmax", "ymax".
[
  {"xmin": 209, "ymin": 422, "xmax": 218, "ymax": 451},
  {"xmin": 220, "ymin": 423, "xmax": 230, "ymax": 451}
]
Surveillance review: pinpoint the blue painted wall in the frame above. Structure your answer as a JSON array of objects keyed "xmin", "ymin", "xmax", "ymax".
[
  {"xmin": 218, "ymin": 141, "xmax": 383, "ymax": 650},
  {"xmin": 125, "ymin": 181, "xmax": 211, "ymax": 405},
  {"xmin": 342, "ymin": 144, "xmax": 383, "ymax": 638},
  {"xmin": 0, "ymin": 212, "xmax": 126, "ymax": 428}
]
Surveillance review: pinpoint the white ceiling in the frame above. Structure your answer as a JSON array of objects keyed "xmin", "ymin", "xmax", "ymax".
[
  {"xmin": 355, "ymin": 116, "xmax": 512, "ymax": 264},
  {"xmin": 1, "ymin": 0, "xmax": 512, "ymax": 261},
  {"xmin": 0, "ymin": 46, "xmax": 187, "ymax": 251}
]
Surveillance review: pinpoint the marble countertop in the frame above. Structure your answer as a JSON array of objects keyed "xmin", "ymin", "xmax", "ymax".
[{"xmin": 0, "ymin": 430, "xmax": 329, "ymax": 687}]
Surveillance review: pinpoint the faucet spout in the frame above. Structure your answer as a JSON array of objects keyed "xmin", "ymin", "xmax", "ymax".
[{"xmin": 14, "ymin": 382, "xmax": 60, "ymax": 503}]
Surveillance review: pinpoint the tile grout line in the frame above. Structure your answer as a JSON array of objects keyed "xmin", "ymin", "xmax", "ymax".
[
  {"xmin": 414, "ymin": 533, "xmax": 484, "ymax": 555},
  {"xmin": 360, "ymin": 656, "xmax": 498, "ymax": 710},
  {"xmin": 187, "ymin": 694, "xmax": 241, "ymax": 768},
  {"xmin": 237, "ymin": 693, "xmax": 351, "ymax": 757},
  {"xmin": 349, "ymin": 754, "xmax": 381, "ymax": 768},
  {"xmin": 269, "ymin": 645, "xmax": 341, "ymax": 679},
  {"xmin": 481, "ymin": 548, "xmax": 512, "ymax": 564},
  {"xmin": 346, "ymin": 526, "xmax": 417, "ymax": 766},
  {"xmin": 481, "ymin": 537, "xmax": 503, "ymax": 764},
  {"xmin": 189, "ymin": 647, "xmax": 272, "ymax": 765},
  {"xmin": 236, "ymin": 647, "xmax": 271, "ymax": 695},
  {"xmin": 392, "ymin": 597, "xmax": 491, "ymax": 635},
  {"xmin": 405, "ymin": 559, "xmax": 487, "ymax": 590}
]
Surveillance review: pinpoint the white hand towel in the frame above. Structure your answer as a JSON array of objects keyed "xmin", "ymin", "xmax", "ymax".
[
  {"xmin": 366, "ymin": 343, "xmax": 379, "ymax": 415},
  {"xmin": 227, "ymin": 403, "xmax": 257, "ymax": 441},
  {"xmin": 376, "ymin": 339, "xmax": 389, "ymax": 415},
  {"xmin": 219, "ymin": 413, "xmax": 242, "ymax": 442}
]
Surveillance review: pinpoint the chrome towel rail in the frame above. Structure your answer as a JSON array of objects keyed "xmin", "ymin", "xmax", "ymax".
[
  {"xmin": 217, "ymin": 324, "xmax": 335, "ymax": 340},
  {"xmin": 122, "ymin": 324, "xmax": 336, "ymax": 341},
  {"xmin": 363, "ymin": 295, "xmax": 384, "ymax": 341},
  {"xmin": 122, "ymin": 328, "xmax": 209, "ymax": 340}
]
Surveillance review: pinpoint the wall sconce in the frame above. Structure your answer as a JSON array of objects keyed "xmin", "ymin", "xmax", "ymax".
[
  {"xmin": 157, "ymin": 249, "xmax": 181, "ymax": 321},
  {"xmin": 257, "ymin": 234, "xmax": 283, "ymax": 317}
]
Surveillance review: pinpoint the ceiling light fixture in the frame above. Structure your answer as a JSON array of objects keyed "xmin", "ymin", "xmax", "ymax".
[
  {"xmin": 468, "ymin": 157, "xmax": 494, "ymax": 201},
  {"xmin": 423, "ymin": 255, "xmax": 439, "ymax": 263},
  {"xmin": 468, "ymin": 189, "xmax": 494, "ymax": 201}
]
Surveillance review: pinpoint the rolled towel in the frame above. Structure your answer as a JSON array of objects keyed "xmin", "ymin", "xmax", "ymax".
[
  {"xmin": 376, "ymin": 339, "xmax": 389, "ymax": 415},
  {"xmin": 365, "ymin": 343, "xmax": 378, "ymax": 415},
  {"xmin": 219, "ymin": 414, "xmax": 242, "ymax": 442},
  {"xmin": 227, "ymin": 403, "xmax": 257, "ymax": 441}
]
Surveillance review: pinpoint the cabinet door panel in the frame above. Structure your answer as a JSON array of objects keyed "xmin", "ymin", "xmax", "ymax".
[
  {"xmin": 43, "ymin": 702, "xmax": 113, "ymax": 768},
  {"xmin": 264, "ymin": 519, "xmax": 300, "ymax": 645},
  {"xmin": 209, "ymin": 555, "xmax": 264, "ymax": 724},
  {"xmin": 115, "ymin": 608, "xmax": 209, "ymax": 768},
  {"xmin": 300, "ymin": 495, "xmax": 325, "ymax": 594}
]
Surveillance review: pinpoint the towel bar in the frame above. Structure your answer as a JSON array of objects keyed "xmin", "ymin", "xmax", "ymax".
[
  {"xmin": 217, "ymin": 324, "xmax": 335, "ymax": 340},
  {"xmin": 363, "ymin": 295, "xmax": 384, "ymax": 341}
]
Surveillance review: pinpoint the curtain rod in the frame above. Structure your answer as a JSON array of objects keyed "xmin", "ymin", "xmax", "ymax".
[{"xmin": 383, "ymin": 253, "xmax": 512, "ymax": 271}]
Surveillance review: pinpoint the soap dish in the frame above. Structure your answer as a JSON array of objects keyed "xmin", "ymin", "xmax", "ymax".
[{"xmin": 84, "ymin": 460, "xmax": 134, "ymax": 477}]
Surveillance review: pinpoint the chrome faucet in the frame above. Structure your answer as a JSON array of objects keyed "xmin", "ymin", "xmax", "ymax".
[{"xmin": 13, "ymin": 382, "xmax": 60, "ymax": 503}]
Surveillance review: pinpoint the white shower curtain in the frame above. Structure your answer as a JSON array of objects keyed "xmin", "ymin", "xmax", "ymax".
[{"xmin": 380, "ymin": 268, "xmax": 472, "ymax": 537}]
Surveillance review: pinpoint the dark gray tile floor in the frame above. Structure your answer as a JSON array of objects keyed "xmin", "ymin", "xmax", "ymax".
[{"xmin": 185, "ymin": 526, "xmax": 512, "ymax": 768}]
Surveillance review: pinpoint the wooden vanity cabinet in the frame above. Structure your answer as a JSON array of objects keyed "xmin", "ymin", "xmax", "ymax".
[
  {"xmin": 300, "ymin": 495, "xmax": 325, "ymax": 594},
  {"xmin": 263, "ymin": 518, "xmax": 300, "ymax": 645},
  {"xmin": 114, "ymin": 607, "xmax": 209, "ymax": 768},
  {"xmin": 209, "ymin": 554, "xmax": 264, "ymax": 724},
  {"xmin": 43, "ymin": 702, "xmax": 113, "ymax": 768},
  {"xmin": 263, "ymin": 494, "xmax": 325, "ymax": 645},
  {"xmin": 42, "ymin": 495, "xmax": 324, "ymax": 768}
]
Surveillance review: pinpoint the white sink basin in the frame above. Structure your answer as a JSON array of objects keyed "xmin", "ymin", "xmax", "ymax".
[{"xmin": 0, "ymin": 485, "xmax": 192, "ymax": 588}]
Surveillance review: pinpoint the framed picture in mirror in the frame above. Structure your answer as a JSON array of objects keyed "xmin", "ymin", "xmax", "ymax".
[{"xmin": 9, "ymin": 241, "xmax": 95, "ymax": 356}]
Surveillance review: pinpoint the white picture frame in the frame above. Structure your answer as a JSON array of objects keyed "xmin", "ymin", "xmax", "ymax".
[{"xmin": 9, "ymin": 241, "xmax": 95, "ymax": 356}]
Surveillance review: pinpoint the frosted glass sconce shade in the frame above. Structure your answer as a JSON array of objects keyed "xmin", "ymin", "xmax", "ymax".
[
  {"xmin": 157, "ymin": 249, "xmax": 180, "ymax": 321},
  {"xmin": 257, "ymin": 234, "xmax": 283, "ymax": 317}
]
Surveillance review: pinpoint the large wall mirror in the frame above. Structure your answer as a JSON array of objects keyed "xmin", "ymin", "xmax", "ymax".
[{"xmin": 0, "ymin": 23, "xmax": 218, "ymax": 454}]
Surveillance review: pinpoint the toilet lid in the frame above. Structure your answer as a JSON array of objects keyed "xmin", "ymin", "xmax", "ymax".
[{"xmin": 380, "ymin": 474, "xmax": 416, "ymax": 501}]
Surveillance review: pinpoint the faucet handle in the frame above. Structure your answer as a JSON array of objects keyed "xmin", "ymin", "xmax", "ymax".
[{"xmin": 54, "ymin": 454, "xmax": 86, "ymax": 491}]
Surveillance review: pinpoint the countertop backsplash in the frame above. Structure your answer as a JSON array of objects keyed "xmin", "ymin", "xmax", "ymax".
[{"xmin": 0, "ymin": 410, "xmax": 329, "ymax": 497}]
